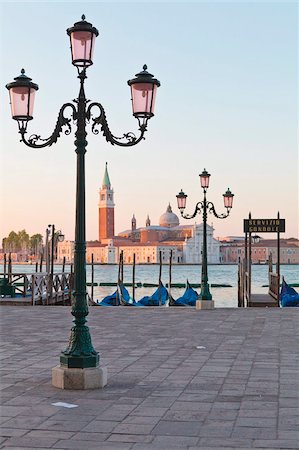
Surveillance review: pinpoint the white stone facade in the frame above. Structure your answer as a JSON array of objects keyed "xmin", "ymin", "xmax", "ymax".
[{"xmin": 183, "ymin": 224, "xmax": 220, "ymax": 264}]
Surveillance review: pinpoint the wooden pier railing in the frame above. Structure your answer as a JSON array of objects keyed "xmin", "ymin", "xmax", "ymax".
[{"xmin": 0, "ymin": 272, "xmax": 73, "ymax": 305}]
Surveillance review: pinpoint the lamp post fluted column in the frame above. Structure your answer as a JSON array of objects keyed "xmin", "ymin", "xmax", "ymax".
[
  {"xmin": 177, "ymin": 169, "xmax": 234, "ymax": 308},
  {"xmin": 60, "ymin": 70, "xmax": 99, "ymax": 368},
  {"xmin": 200, "ymin": 188, "xmax": 212, "ymax": 301},
  {"xmin": 6, "ymin": 15, "xmax": 160, "ymax": 388}
]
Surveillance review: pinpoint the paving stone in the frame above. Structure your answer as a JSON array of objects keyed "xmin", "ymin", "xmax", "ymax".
[
  {"xmin": 112, "ymin": 423, "xmax": 155, "ymax": 435},
  {"xmin": 150, "ymin": 434, "xmax": 198, "ymax": 447},
  {"xmin": 107, "ymin": 433, "xmax": 153, "ymax": 443},
  {"xmin": 130, "ymin": 406, "xmax": 168, "ymax": 417},
  {"xmin": 236, "ymin": 417, "xmax": 277, "ymax": 427},
  {"xmin": 53, "ymin": 440, "xmax": 133, "ymax": 449},
  {"xmin": 1, "ymin": 436, "xmax": 58, "ymax": 447},
  {"xmin": 252, "ymin": 439, "xmax": 299, "ymax": 448},
  {"xmin": 232, "ymin": 427, "xmax": 277, "ymax": 439},
  {"xmin": 24, "ymin": 430, "xmax": 74, "ymax": 439},
  {"xmin": 0, "ymin": 429, "xmax": 28, "ymax": 438},
  {"xmin": 151, "ymin": 420, "xmax": 202, "ymax": 436},
  {"xmin": 36, "ymin": 418, "xmax": 91, "ymax": 432},
  {"xmin": 81, "ymin": 420, "xmax": 119, "ymax": 433},
  {"xmin": 199, "ymin": 437, "xmax": 253, "ymax": 447},
  {"xmin": 0, "ymin": 416, "xmax": 46, "ymax": 430}
]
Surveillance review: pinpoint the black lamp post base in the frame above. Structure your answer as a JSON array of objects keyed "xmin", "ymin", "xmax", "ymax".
[
  {"xmin": 60, "ymin": 323, "xmax": 99, "ymax": 368},
  {"xmin": 60, "ymin": 354, "xmax": 99, "ymax": 369}
]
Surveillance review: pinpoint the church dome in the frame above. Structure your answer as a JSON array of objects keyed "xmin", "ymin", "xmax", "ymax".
[{"xmin": 159, "ymin": 204, "xmax": 180, "ymax": 228}]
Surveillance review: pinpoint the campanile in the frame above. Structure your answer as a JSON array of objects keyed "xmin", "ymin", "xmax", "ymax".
[{"xmin": 98, "ymin": 163, "xmax": 115, "ymax": 241}]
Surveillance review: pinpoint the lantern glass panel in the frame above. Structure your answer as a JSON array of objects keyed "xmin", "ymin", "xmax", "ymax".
[
  {"xmin": 224, "ymin": 193, "xmax": 233, "ymax": 208},
  {"xmin": 131, "ymin": 83, "xmax": 157, "ymax": 116},
  {"xmin": 177, "ymin": 195, "xmax": 186, "ymax": 209},
  {"xmin": 200, "ymin": 174, "xmax": 210, "ymax": 189},
  {"xmin": 9, "ymin": 87, "xmax": 36, "ymax": 119},
  {"xmin": 70, "ymin": 30, "xmax": 95, "ymax": 66}
]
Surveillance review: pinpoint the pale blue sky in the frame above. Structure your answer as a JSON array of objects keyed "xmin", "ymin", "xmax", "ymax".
[{"xmin": 0, "ymin": 1, "xmax": 297, "ymax": 242}]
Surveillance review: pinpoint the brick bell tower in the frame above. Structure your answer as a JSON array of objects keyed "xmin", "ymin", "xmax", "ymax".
[{"xmin": 98, "ymin": 162, "xmax": 115, "ymax": 241}]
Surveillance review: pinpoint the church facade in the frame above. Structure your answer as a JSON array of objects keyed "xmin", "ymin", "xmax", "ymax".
[{"xmin": 57, "ymin": 164, "xmax": 221, "ymax": 264}]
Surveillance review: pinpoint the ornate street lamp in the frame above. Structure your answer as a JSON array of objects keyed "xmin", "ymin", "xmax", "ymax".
[
  {"xmin": 177, "ymin": 170, "xmax": 234, "ymax": 308},
  {"xmin": 6, "ymin": 15, "xmax": 160, "ymax": 389}
]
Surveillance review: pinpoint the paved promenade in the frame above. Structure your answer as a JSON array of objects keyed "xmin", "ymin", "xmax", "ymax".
[{"xmin": 0, "ymin": 306, "xmax": 298, "ymax": 449}]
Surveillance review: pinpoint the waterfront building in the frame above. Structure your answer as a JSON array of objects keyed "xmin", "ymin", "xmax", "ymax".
[
  {"xmin": 57, "ymin": 164, "xmax": 220, "ymax": 264},
  {"xmin": 220, "ymin": 238, "xmax": 299, "ymax": 264},
  {"xmin": 56, "ymin": 164, "xmax": 298, "ymax": 265}
]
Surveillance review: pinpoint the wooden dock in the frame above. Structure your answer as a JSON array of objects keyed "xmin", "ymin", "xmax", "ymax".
[
  {"xmin": 0, "ymin": 272, "xmax": 73, "ymax": 306},
  {"xmin": 248, "ymin": 293, "xmax": 278, "ymax": 307}
]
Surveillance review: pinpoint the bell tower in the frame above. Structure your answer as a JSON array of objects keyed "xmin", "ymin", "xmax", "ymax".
[{"xmin": 98, "ymin": 162, "xmax": 115, "ymax": 241}]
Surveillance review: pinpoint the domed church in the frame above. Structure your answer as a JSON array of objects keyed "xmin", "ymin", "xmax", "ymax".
[
  {"xmin": 159, "ymin": 204, "xmax": 180, "ymax": 228},
  {"xmin": 58, "ymin": 164, "xmax": 220, "ymax": 264}
]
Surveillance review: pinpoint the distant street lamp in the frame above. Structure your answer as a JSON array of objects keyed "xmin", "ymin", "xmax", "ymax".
[
  {"xmin": 177, "ymin": 169, "xmax": 234, "ymax": 308},
  {"xmin": 47, "ymin": 224, "xmax": 64, "ymax": 277},
  {"xmin": 6, "ymin": 15, "xmax": 160, "ymax": 389}
]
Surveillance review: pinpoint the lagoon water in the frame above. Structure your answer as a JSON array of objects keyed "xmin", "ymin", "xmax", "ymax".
[{"xmin": 4, "ymin": 263, "xmax": 298, "ymax": 308}]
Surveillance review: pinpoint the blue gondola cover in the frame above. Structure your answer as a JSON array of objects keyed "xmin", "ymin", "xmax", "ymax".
[{"xmin": 280, "ymin": 279, "xmax": 299, "ymax": 307}]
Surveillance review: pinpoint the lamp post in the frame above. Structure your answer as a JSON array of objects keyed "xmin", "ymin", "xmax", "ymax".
[
  {"xmin": 48, "ymin": 225, "xmax": 64, "ymax": 277},
  {"xmin": 45, "ymin": 227, "xmax": 51, "ymax": 274},
  {"xmin": 177, "ymin": 169, "xmax": 234, "ymax": 309},
  {"xmin": 6, "ymin": 15, "xmax": 160, "ymax": 389},
  {"xmin": 47, "ymin": 224, "xmax": 64, "ymax": 303}
]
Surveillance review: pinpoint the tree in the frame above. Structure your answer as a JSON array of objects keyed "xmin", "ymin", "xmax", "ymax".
[
  {"xmin": 30, "ymin": 234, "xmax": 43, "ymax": 257},
  {"xmin": 3, "ymin": 231, "xmax": 19, "ymax": 252},
  {"xmin": 17, "ymin": 230, "xmax": 30, "ymax": 252}
]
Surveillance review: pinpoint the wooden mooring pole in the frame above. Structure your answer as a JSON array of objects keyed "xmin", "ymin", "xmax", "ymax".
[
  {"xmin": 91, "ymin": 253, "xmax": 94, "ymax": 302},
  {"xmin": 132, "ymin": 253, "xmax": 136, "ymax": 302}
]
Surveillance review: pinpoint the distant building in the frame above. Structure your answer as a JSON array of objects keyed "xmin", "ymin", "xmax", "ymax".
[
  {"xmin": 57, "ymin": 164, "xmax": 220, "ymax": 264},
  {"xmin": 56, "ymin": 164, "xmax": 299, "ymax": 265},
  {"xmin": 219, "ymin": 238, "xmax": 299, "ymax": 264}
]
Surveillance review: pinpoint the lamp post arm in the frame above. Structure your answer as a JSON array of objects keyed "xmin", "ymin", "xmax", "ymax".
[
  {"xmin": 206, "ymin": 201, "xmax": 230, "ymax": 219},
  {"xmin": 180, "ymin": 201, "xmax": 204, "ymax": 219},
  {"xmin": 86, "ymin": 102, "xmax": 147, "ymax": 147},
  {"xmin": 18, "ymin": 102, "xmax": 77, "ymax": 149}
]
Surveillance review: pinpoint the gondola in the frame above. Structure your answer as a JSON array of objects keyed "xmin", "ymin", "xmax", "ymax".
[
  {"xmin": 280, "ymin": 278, "xmax": 299, "ymax": 307},
  {"xmin": 97, "ymin": 289, "xmax": 120, "ymax": 306},
  {"xmin": 118, "ymin": 283, "xmax": 144, "ymax": 307},
  {"xmin": 169, "ymin": 280, "xmax": 199, "ymax": 307},
  {"xmin": 138, "ymin": 281, "xmax": 169, "ymax": 306}
]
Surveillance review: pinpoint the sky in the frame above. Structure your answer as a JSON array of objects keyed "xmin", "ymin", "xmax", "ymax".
[{"xmin": 0, "ymin": 1, "xmax": 298, "ymax": 244}]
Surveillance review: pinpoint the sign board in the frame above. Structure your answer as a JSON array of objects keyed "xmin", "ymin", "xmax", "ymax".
[{"xmin": 244, "ymin": 218, "xmax": 285, "ymax": 233}]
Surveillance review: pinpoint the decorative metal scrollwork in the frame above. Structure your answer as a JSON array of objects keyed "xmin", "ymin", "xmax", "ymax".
[
  {"xmin": 180, "ymin": 201, "xmax": 230, "ymax": 220},
  {"xmin": 206, "ymin": 202, "xmax": 230, "ymax": 219},
  {"xmin": 86, "ymin": 102, "xmax": 147, "ymax": 147},
  {"xmin": 18, "ymin": 103, "xmax": 77, "ymax": 149}
]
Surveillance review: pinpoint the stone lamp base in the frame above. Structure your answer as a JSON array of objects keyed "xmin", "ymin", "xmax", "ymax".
[
  {"xmin": 52, "ymin": 365, "xmax": 108, "ymax": 390},
  {"xmin": 196, "ymin": 300, "xmax": 215, "ymax": 310}
]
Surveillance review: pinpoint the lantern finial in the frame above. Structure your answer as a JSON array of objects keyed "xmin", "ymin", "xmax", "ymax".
[
  {"xmin": 82, "ymin": 14, "xmax": 86, "ymax": 20},
  {"xmin": 143, "ymin": 64, "xmax": 147, "ymax": 71},
  {"xmin": 21, "ymin": 68, "xmax": 25, "ymax": 75}
]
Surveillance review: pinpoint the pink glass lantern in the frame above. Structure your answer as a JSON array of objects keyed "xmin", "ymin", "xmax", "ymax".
[
  {"xmin": 223, "ymin": 188, "xmax": 234, "ymax": 209},
  {"xmin": 6, "ymin": 69, "xmax": 39, "ymax": 121},
  {"xmin": 176, "ymin": 189, "xmax": 188, "ymax": 210},
  {"xmin": 67, "ymin": 15, "xmax": 99, "ymax": 68},
  {"xmin": 200, "ymin": 169, "xmax": 210, "ymax": 189},
  {"xmin": 128, "ymin": 65, "xmax": 160, "ymax": 119}
]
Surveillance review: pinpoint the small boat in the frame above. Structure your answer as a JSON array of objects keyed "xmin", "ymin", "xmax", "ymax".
[
  {"xmin": 118, "ymin": 283, "xmax": 144, "ymax": 307},
  {"xmin": 138, "ymin": 282, "xmax": 168, "ymax": 306},
  {"xmin": 97, "ymin": 290, "xmax": 120, "ymax": 306},
  {"xmin": 280, "ymin": 278, "xmax": 299, "ymax": 307},
  {"xmin": 170, "ymin": 280, "xmax": 199, "ymax": 307}
]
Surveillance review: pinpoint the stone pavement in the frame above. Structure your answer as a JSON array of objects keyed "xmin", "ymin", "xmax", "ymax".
[{"xmin": 0, "ymin": 306, "xmax": 298, "ymax": 450}]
